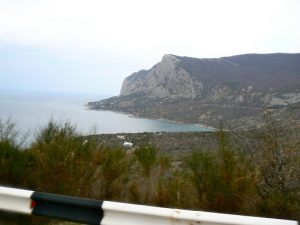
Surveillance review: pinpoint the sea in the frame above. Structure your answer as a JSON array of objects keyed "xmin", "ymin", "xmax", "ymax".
[{"xmin": 0, "ymin": 90, "xmax": 213, "ymax": 143}]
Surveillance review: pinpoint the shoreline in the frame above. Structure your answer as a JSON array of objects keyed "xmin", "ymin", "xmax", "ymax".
[{"xmin": 85, "ymin": 106, "xmax": 216, "ymax": 131}]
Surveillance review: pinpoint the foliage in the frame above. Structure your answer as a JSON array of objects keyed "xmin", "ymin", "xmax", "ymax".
[
  {"xmin": 92, "ymin": 146, "xmax": 132, "ymax": 200},
  {"xmin": 185, "ymin": 129, "xmax": 257, "ymax": 213},
  {"xmin": 134, "ymin": 145, "xmax": 158, "ymax": 177},
  {"xmin": 0, "ymin": 119, "xmax": 19, "ymax": 144},
  {"xmin": 250, "ymin": 114, "xmax": 300, "ymax": 219},
  {"xmin": 0, "ymin": 118, "xmax": 299, "ymax": 224},
  {"xmin": 0, "ymin": 119, "xmax": 33, "ymax": 187}
]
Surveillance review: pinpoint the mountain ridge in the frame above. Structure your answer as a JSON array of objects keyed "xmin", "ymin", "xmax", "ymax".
[{"xmin": 88, "ymin": 53, "xmax": 300, "ymax": 128}]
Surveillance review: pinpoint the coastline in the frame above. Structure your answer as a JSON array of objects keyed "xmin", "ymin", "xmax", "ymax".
[{"xmin": 85, "ymin": 105, "xmax": 216, "ymax": 131}]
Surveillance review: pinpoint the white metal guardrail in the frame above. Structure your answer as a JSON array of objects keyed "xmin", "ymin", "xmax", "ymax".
[{"xmin": 0, "ymin": 186, "xmax": 298, "ymax": 225}]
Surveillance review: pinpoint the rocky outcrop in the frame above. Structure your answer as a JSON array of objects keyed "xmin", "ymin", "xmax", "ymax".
[
  {"xmin": 120, "ymin": 54, "xmax": 199, "ymax": 99},
  {"xmin": 88, "ymin": 53, "xmax": 300, "ymax": 128}
]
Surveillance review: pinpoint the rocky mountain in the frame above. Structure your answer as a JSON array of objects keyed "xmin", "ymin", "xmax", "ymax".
[{"xmin": 88, "ymin": 53, "xmax": 300, "ymax": 128}]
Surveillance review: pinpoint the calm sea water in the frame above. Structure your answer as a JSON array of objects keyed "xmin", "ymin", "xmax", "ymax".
[{"xmin": 0, "ymin": 90, "xmax": 212, "ymax": 139}]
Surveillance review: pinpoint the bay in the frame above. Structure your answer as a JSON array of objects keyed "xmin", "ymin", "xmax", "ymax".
[{"xmin": 0, "ymin": 90, "xmax": 213, "ymax": 141}]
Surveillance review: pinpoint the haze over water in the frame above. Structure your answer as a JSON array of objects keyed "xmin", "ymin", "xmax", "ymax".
[{"xmin": 0, "ymin": 90, "xmax": 212, "ymax": 140}]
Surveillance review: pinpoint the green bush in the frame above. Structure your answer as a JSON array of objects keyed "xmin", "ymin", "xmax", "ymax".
[
  {"xmin": 28, "ymin": 120, "xmax": 96, "ymax": 196},
  {"xmin": 134, "ymin": 145, "xmax": 158, "ymax": 178},
  {"xmin": 92, "ymin": 146, "xmax": 132, "ymax": 201},
  {"xmin": 185, "ymin": 129, "xmax": 257, "ymax": 214}
]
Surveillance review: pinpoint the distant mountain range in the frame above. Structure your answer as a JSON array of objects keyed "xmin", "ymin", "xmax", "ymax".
[{"xmin": 88, "ymin": 53, "xmax": 300, "ymax": 128}]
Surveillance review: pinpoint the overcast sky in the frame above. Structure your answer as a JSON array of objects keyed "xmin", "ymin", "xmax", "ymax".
[{"xmin": 0, "ymin": 0, "xmax": 299, "ymax": 95}]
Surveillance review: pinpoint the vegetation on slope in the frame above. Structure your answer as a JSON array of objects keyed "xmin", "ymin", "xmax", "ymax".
[{"xmin": 0, "ymin": 117, "xmax": 299, "ymax": 224}]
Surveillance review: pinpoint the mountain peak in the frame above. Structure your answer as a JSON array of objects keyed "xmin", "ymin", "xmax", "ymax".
[{"xmin": 161, "ymin": 54, "xmax": 180, "ymax": 63}]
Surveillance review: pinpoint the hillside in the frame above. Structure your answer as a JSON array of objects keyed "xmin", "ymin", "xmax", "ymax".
[{"xmin": 88, "ymin": 53, "xmax": 300, "ymax": 128}]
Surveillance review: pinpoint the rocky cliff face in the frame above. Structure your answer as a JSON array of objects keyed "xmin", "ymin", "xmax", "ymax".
[
  {"xmin": 120, "ymin": 54, "xmax": 199, "ymax": 99},
  {"xmin": 88, "ymin": 53, "xmax": 300, "ymax": 128}
]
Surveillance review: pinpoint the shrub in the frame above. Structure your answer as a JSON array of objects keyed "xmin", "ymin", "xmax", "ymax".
[
  {"xmin": 92, "ymin": 146, "xmax": 132, "ymax": 201},
  {"xmin": 28, "ymin": 120, "xmax": 95, "ymax": 196},
  {"xmin": 185, "ymin": 129, "xmax": 257, "ymax": 214},
  {"xmin": 251, "ymin": 115, "xmax": 300, "ymax": 220}
]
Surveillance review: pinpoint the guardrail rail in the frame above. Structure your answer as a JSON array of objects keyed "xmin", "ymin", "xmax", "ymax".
[{"xmin": 0, "ymin": 186, "xmax": 298, "ymax": 225}]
